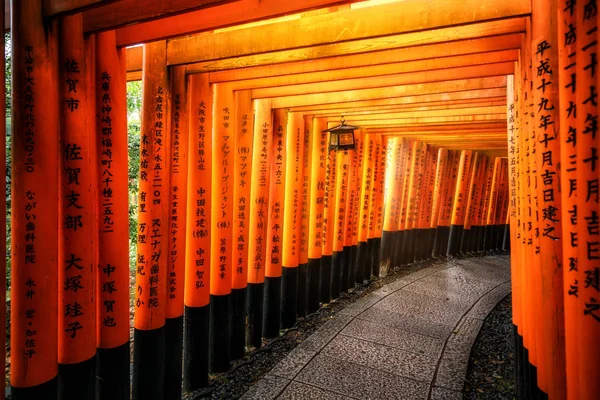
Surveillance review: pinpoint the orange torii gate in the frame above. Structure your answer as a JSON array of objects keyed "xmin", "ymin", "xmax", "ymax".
[{"xmin": 9, "ymin": 1, "xmax": 600, "ymax": 400}]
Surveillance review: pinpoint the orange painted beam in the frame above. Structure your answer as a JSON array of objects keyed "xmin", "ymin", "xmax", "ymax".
[
  {"xmin": 205, "ymin": 35, "xmax": 522, "ymax": 82},
  {"xmin": 251, "ymin": 63, "xmax": 513, "ymax": 98},
  {"xmin": 271, "ymin": 76, "xmax": 506, "ymax": 108},
  {"xmin": 115, "ymin": 0, "xmax": 360, "ymax": 47},
  {"xmin": 166, "ymin": 0, "xmax": 530, "ymax": 66}
]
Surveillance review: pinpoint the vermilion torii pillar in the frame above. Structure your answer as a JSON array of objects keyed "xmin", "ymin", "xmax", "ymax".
[
  {"xmin": 298, "ymin": 115, "xmax": 312, "ymax": 317},
  {"xmin": 58, "ymin": 14, "xmax": 96, "ymax": 399},
  {"xmin": 263, "ymin": 109, "xmax": 287, "ymax": 337},
  {"xmin": 447, "ymin": 150, "xmax": 473, "ymax": 256},
  {"xmin": 558, "ymin": 2, "xmax": 579, "ymax": 399},
  {"xmin": 381, "ymin": 137, "xmax": 401, "ymax": 274},
  {"xmin": 462, "ymin": 152, "xmax": 482, "ymax": 254},
  {"xmin": 209, "ymin": 84, "xmax": 234, "ymax": 372},
  {"xmin": 95, "ymin": 30, "xmax": 130, "ymax": 400},
  {"xmin": 350, "ymin": 131, "xmax": 363, "ymax": 284},
  {"xmin": 321, "ymin": 134, "xmax": 337, "ymax": 301},
  {"xmin": 577, "ymin": 2, "xmax": 600, "ymax": 398},
  {"xmin": 430, "ymin": 148, "xmax": 449, "ymax": 257},
  {"xmin": 357, "ymin": 132, "xmax": 373, "ymax": 281},
  {"xmin": 246, "ymin": 99, "xmax": 272, "ymax": 347},
  {"xmin": 231, "ymin": 90, "xmax": 253, "ymax": 358},
  {"xmin": 332, "ymin": 148, "xmax": 351, "ymax": 298},
  {"xmin": 398, "ymin": 139, "xmax": 415, "ymax": 264},
  {"xmin": 11, "ymin": 0, "xmax": 59, "ymax": 397},
  {"xmin": 133, "ymin": 40, "xmax": 170, "ymax": 400},
  {"xmin": 282, "ymin": 111, "xmax": 303, "ymax": 328},
  {"xmin": 164, "ymin": 65, "xmax": 188, "ymax": 399},
  {"xmin": 307, "ymin": 117, "xmax": 327, "ymax": 312},
  {"xmin": 183, "ymin": 74, "xmax": 212, "ymax": 391}
]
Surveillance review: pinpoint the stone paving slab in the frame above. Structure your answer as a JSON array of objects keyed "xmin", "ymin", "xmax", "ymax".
[
  {"xmin": 340, "ymin": 318, "xmax": 445, "ymax": 357},
  {"xmin": 296, "ymin": 354, "xmax": 430, "ymax": 400},
  {"xmin": 243, "ymin": 255, "xmax": 511, "ymax": 400},
  {"xmin": 321, "ymin": 334, "xmax": 438, "ymax": 383}
]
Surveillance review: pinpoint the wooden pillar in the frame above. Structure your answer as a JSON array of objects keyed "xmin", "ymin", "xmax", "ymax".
[
  {"xmin": 381, "ymin": 137, "xmax": 400, "ymax": 275},
  {"xmin": 298, "ymin": 115, "xmax": 312, "ymax": 316},
  {"xmin": 577, "ymin": 2, "xmax": 600, "ymax": 398},
  {"xmin": 393, "ymin": 138, "xmax": 410, "ymax": 265},
  {"xmin": 401, "ymin": 141, "xmax": 421, "ymax": 265},
  {"xmin": 462, "ymin": 152, "xmax": 481, "ymax": 254},
  {"xmin": 231, "ymin": 90, "xmax": 253, "ymax": 358},
  {"xmin": 431, "ymin": 148, "xmax": 449, "ymax": 257},
  {"xmin": 351, "ymin": 131, "xmax": 364, "ymax": 284},
  {"xmin": 164, "ymin": 65, "xmax": 188, "ymax": 399},
  {"xmin": 183, "ymin": 74, "xmax": 212, "ymax": 390},
  {"xmin": 321, "ymin": 133, "xmax": 337, "ymax": 302},
  {"xmin": 367, "ymin": 135, "xmax": 382, "ymax": 277},
  {"xmin": 133, "ymin": 40, "xmax": 170, "ymax": 400},
  {"xmin": 373, "ymin": 135, "xmax": 386, "ymax": 274},
  {"xmin": 95, "ymin": 30, "xmax": 130, "ymax": 400},
  {"xmin": 332, "ymin": 149, "xmax": 351, "ymax": 298},
  {"xmin": 209, "ymin": 84, "xmax": 233, "ymax": 371},
  {"xmin": 307, "ymin": 117, "xmax": 327, "ymax": 312},
  {"xmin": 341, "ymin": 143, "xmax": 356, "ymax": 292},
  {"xmin": 281, "ymin": 112, "xmax": 303, "ymax": 328},
  {"xmin": 357, "ymin": 133, "xmax": 374, "ymax": 281},
  {"xmin": 263, "ymin": 109, "xmax": 287, "ymax": 337},
  {"xmin": 10, "ymin": 0, "xmax": 59, "ymax": 397},
  {"xmin": 246, "ymin": 99, "xmax": 272, "ymax": 347},
  {"xmin": 418, "ymin": 145, "xmax": 437, "ymax": 260},
  {"xmin": 58, "ymin": 14, "xmax": 96, "ymax": 400},
  {"xmin": 558, "ymin": 1, "xmax": 579, "ymax": 398},
  {"xmin": 447, "ymin": 150, "xmax": 473, "ymax": 256},
  {"xmin": 532, "ymin": 1, "xmax": 565, "ymax": 397}
]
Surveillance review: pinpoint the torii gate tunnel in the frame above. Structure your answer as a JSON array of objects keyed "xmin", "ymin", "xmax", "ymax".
[{"xmin": 1, "ymin": 0, "xmax": 598, "ymax": 399}]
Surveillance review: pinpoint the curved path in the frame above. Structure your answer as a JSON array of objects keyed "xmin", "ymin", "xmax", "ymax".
[{"xmin": 241, "ymin": 255, "xmax": 511, "ymax": 400}]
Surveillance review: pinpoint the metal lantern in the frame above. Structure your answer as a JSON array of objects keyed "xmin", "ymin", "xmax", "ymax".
[{"xmin": 323, "ymin": 117, "xmax": 358, "ymax": 151}]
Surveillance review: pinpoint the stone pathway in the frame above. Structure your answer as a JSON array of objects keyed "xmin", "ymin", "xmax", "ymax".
[{"xmin": 241, "ymin": 255, "xmax": 511, "ymax": 400}]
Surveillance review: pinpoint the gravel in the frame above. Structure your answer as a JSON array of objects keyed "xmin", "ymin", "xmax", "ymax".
[{"xmin": 464, "ymin": 294, "xmax": 515, "ymax": 400}]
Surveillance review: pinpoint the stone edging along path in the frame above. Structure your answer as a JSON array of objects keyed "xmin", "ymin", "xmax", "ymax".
[{"xmin": 241, "ymin": 255, "xmax": 511, "ymax": 400}]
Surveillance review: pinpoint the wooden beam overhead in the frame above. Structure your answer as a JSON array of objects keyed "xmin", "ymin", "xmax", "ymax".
[
  {"xmin": 167, "ymin": 0, "xmax": 530, "ymax": 66},
  {"xmin": 339, "ymin": 114, "xmax": 507, "ymax": 127},
  {"xmin": 367, "ymin": 122, "xmax": 507, "ymax": 132},
  {"xmin": 271, "ymin": 77, "xmax": 507, "ymax": 108},
  {"xmin": 301, "ymin": 99, "xmax": 507, "ymax": 116},
  {"xmin": 114, "ymin": 0, "xmax": 361, "ymax": 47},
  {"xmin": 201, "ymin": 34, "xmax": 522, "ymax": 80},
  {"xmin": 222, "ymin": 52, "xmax": 517, "ymax": 92},
  {"xmin": 250, "ymin": 62, "xmax": 513, "ymax": 98},
  {"xmin": 322, "ymin": 106, "xmax": 506, "ymax": 120},
  {"xmin": 289, "ymin": 89, "xmax": 508, "ymax": 111}
]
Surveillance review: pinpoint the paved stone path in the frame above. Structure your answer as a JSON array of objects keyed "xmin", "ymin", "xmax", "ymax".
[{"xmin": 241, "ymin": 255, "xmax": 511, "ymax": 400}]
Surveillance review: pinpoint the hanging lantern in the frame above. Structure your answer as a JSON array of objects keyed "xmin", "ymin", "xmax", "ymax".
[{"xmin": 324, "ymin": 117, "xmax": 358, "ymax": 151}]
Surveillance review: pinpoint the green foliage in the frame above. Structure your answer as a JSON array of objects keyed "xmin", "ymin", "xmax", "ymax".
[{"xmin": 127, "ymin": 81, "xmax": 142, "ymax": 269}]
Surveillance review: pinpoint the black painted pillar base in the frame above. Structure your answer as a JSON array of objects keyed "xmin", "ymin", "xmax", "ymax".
[
  {"xmin": 320, "ymin": 255, "xmax": 332, "ymax": 303},
  {"xmin": 11, "ymin": 376, "xmax": 58, "ymax": 400},
  {"xmin": 184, "ymin": 304, "xmax": 210, "ymax": 392},
  {"xmin": 380, "ymin": 230, "xmax": 393, "ymax": 276},
  {"xmin": 307, "ymin": 258, "xmax": 321, "ymax": 313},
  {"xmin": 263, "ymin": 276, "xmax": 281, "ymax": 338},
  {"xmin": 476, "ymin": 225, "xmax": 485, "ymax": 252},
  {"xmin": 394, "ymin": 230, "xmax": 404, "ymax": 267},
  {"xmin": 133, "ymin": 327, "xmax": 165, "ymax": 400},
  {"xmin": 401, "ymin": 229, "xmax": 413, "ymax": 265},
  {"xmin": 297, "ymin": 262, "xmax": 308, "ymax": 317},
  {"xmin": 483, "ymin": 225, "xmax": 493, "ymax": 251},
  {"xmin": 281, "ymin": 267, "xmax": 298, "ymax": 329},
  {"xmin": 447, "ymin": 224, "xmax": 463, "ymax": 257},
  {"xmin": 460, "ymin": 228, "xmax": 471, "ymax": 255},
  {"xmin": 495, "ymin": 225, "xmax": 505, "ymax": 250},
  {"xmin": 231, "ymin": 287, "xmax": 247, "ymax": 360},
  {"xmin": 58, "ymin": 355, "xmax": 96, "ymax": 400},
  {"xmin": 356, "ymin": 242, "xmax": 367, "ymax": 284},
  {"xmin": 340, "ymin": 246, "xmax": 351, "ymax": 294},
  {"xmin": 331, "ymin": 251, "xmax": 342, "ymax": 300},
  {"xmin": 427, "ymin": 228, "xmax": 436, "ymax": 259},
  {"xmin": 209, "ymin": 294, "xmax": 231, "ymax": 373},
  {"xmin": 246, "ymin": 283, "xmax": 264, "ymax": 348},
  {"xmin": 503, "ymin": 225, "xmax": 511, "ymax": 253},
  {"xmin": 411, "ymin": 229, "xmax": 421, "ymax": 262},
  {"xmin": 365, "ymin": 239, "xmax": 374, "ymax": 279},
  {"xmin": 372, "ymin": 237, "xmax": 382, "ymax": 278},
  {"xmin": 513, "ymin": 327, "xmax": 524, "ymax": 400},
  {"xmin": 432, "ymin": 227, "xmax": 443, "ymax": 258},
  {"xmin": 349, "ymin": 245, "xmax": 357, "ymax": 289},
  {"xmin": 165, "ymin": 315, "xmax": 184, "ymax": 399},
  {"xmin": 97, "ymin": 341, "xmax": 130, "ymax": 400}
]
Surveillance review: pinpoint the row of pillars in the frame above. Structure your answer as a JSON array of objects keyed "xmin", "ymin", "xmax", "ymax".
[
  {"xmin": 508, "ymin": 1, "xmax": 600, "ymax": 400},
  {"xmin": 6, "ymin": 3, "xmax": 512, "ymax": 400}
]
